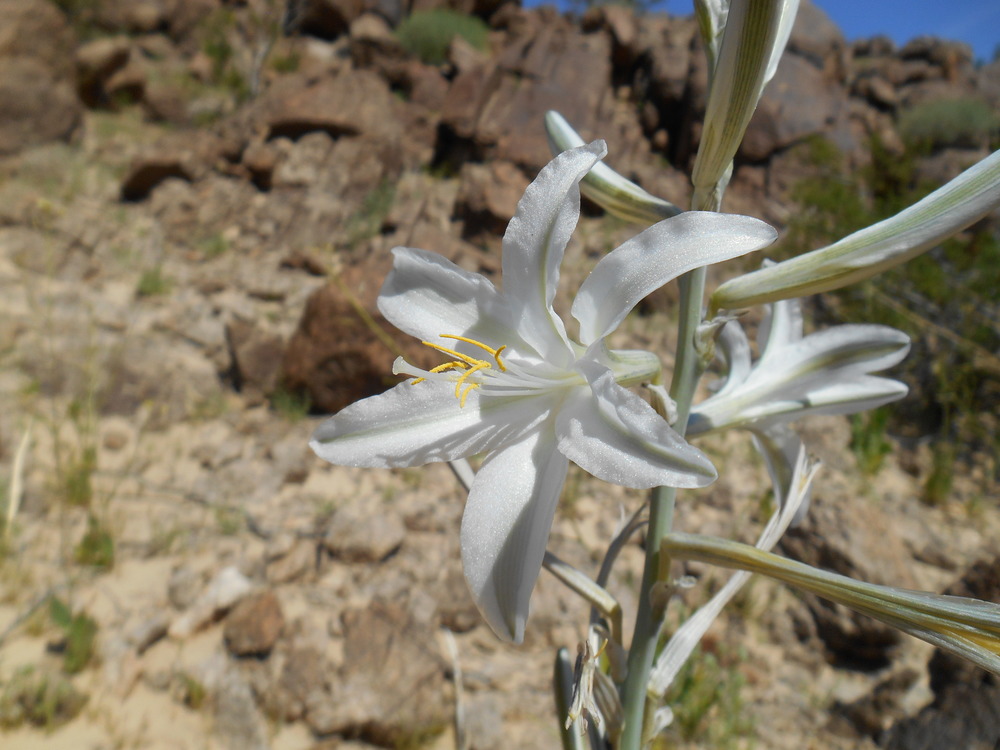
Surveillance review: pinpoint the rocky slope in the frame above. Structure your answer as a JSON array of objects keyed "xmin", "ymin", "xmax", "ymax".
[{"xmin": 0, "ymin": 1, "xmax": 998, "ymax": 749}]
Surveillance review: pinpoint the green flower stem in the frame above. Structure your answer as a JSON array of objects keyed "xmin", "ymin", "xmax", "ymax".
[{"xmin": 620, "ymin": 265, "xmax": 708, "ymax": 750}]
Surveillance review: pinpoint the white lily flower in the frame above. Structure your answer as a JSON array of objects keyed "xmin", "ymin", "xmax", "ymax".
[
  {"xmin": 310, "ymin": 141, "xmax": 777, "ymax": 643},
  {"xmin": 689, "ymin": 296, "xmax": 908, "ymax": 518},
  {"xmin": 712, "ymin": 148, "xmax": 1000, "ymax": 311},
  {"xmin": 690, "ymin": 296, "xmax": 910, "ymax": 433}
]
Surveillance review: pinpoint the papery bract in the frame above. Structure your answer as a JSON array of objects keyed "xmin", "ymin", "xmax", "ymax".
[{"xmin": 311, "ymin": 141, "xmax": 777, "ymax": 642}]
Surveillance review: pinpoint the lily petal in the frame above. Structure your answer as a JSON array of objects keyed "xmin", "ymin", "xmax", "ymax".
[
  {"xmin": 556, "ymin": 363, "xmax": 717, "ymax": 489},
  {"xmin": 461, "ymin": 428, "xmax": 569, "ymax": 643},
  {"xmin": 378, "ymin": 247, "xmax": 533, "ymax": 356},
  {"xmin": 310, "ymin": 381, "xmax": 555, "ymax": 468},
  {"xmin": 713, "ymin": 318, "xmax": 752, "ymax": 399},
  {"xmin": 750, "ymin": 423, "xmax": 811, "ymax": 524},
  {"xmin": 757, "ymin": 295, "xmax": 803, "ymax": 356},
  {"xmin": 573, "ymin": 212, "xmax": 777, "ymax": 345},
  {"xmin": 747, "ymin": 325, "xmax": 911, "ymax": 393},
  {"xmin": 502, "ymin": 142, "xmax": 606, "ymax": 364}
]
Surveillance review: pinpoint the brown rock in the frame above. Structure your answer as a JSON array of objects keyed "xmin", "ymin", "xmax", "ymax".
[
  {"xmin": 880, "ymin": 556, "xmax": 1000, "ymax": 750},
  {"xmin": 224, "ymin": 591, "xmax": 285, "ymax": 657},
  {"xmin": 267, "ymin": 645, "xmax": 330, "ymax": 722},
  {"xmin": 456, "ymin": 160, "xmax": 529, "ymax": 236},
  {"xmin": 0, "ymin": 0, "xmax": 83, "ymax": 155},
  {"xmin": 853, "ymin": 74, "xmax": 899, "ymax": 110},
  {"xmin": 143, "ymin": 82, "xmax": 190, "ymax": 125},
  {"xmin": 281, "ymin": 257, "xmax": 438, "ymax": 414},
  {"xmin": 104, "ymin": 59, "xmax": 146, "ymax": 106},
  {"xmin": 266, "ymin": 539, "xmax": 317, "ymax": 584},
  {"xmin": 0, "ymin": 0, "xmax": 78, "ymax": 78},
  {"xmin": 448, "ymin": 34, "xmax": 489, "ymax": 75},
  {"xmin": 440, "ymin": 62, "xmax": 498, "ymax": 140},
  {"xmin": 167, "ymin": 0, "xmax": 218, "ymax": 39},
  {"xmin": 75, "ymin": 36, "xmax": 132, "ymax": 108},
  {"xmin": 349, "ymin": 12, "xmax": 407, "ymax": 70},
  {"xmin": 120, "ymin": 131, "xmax": 231, "ymax": 201},
  {"xmin": 780, "ymin": 488, "xmax": 914, "ymax": 668},
  {"xmin": 475, "ymin": 21, "xmax": 614, "ymax": 170},
  {"xmin": 435, "ymin": 565, "xmax": 479, "ymax": 632},
  {"xmin": 241, "ymin": 141, "xmax": 281, "ymax": 191},
  {"xmin": 787, "ymin": 0, "xmax": 848, "ymax": 82},
  {"xmin": 305, "ymin": 600, "xmax": 448, "ymax": 743},
  {"xmin": 93, "ymin": 0, "xmax": 167, "ymax": 33},
  {"xmin": 398, "ymin": 59, "xmax": 450, "ymax": 111},
  {"xmin": 741, "ymin": 53, "xmax": 856, "ymax": 162},
  {"xmin": 225, "ymin": 319, "xmax": 285, "ymax": 401},
  {"xmin": 288, "ymin": 0, "xmax": 364, "ymax": 39},
  {"xmin": 323, "ymin": 504, "xmax": 405, "ymax": 563},
  {"xmin": 258, "ymin": 68, "xmax": 401, "ymax": 143},
  {"xmin": 641, "ymin": 15, "xmax": 696, "ymax": 104}
]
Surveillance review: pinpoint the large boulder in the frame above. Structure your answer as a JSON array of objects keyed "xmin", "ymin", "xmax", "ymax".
[
  {"xmin": 741, "ymin": 52, "xmax": 857, "ymax": 163},
  {"xmin": 0, "ymin": 0, "xmax": 83, "ymax": 154}
]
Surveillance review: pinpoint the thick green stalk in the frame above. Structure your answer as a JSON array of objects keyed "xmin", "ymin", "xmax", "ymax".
[{"xmin": 619, "ymin": 265, "xmax": 707, "ymax": 749}]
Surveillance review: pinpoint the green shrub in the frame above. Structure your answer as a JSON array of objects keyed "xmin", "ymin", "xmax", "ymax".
[
  {"xmin": 662, "ymin": 643, "xmax": 752, "ymax": 747},
  {"xmin": 346, "ymin": 180, "xmax": 396, "ymax": 247},
  {"xmin": 850, "ymin": 407, "xmax": 894, "ymax": 476},
  {"xmin": 74, "ymin": 515, "xmax": 114, "ymax": 570},
  {"xmin": 0, "ymin": 666, "xmax": 87, "ymax": 729},
  {"xmin": 137, "ymin": 266, "xmax": 170, "ymax": 297},
  {"xmin": 898, "ymin": 97, "xmax": 999, "ymax": 150},
  {"xmin": 49, "ymin": 598, "xmax": 99, "ymax": 675},
  {"xmin": 395, "ymin": 10, "xmax": 490, "ymax": 66}
]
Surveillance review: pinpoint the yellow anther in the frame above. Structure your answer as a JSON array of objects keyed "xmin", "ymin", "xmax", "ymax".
[
  {"xmin": 422, "ymin": 341, "xmax": 482, "ymax": 367},
  {"xmin": 440, "ymin": 334, "xmax": 508, "ymax": 371},
  {"xmin": 493, "ymin": 345, "xmax": 507, "ymax": 371},
  {"xmin": 408, "ymin": 334, "xmax": 511, "ymax": 406},
  {"xmin": 429, "ymin": 361, "xmax": 468, "ymax": 374}
]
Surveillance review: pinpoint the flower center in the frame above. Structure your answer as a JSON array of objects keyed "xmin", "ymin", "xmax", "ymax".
[{"xmin": 411, "ymin": 334, "xmax": 508, "ymax": 407}]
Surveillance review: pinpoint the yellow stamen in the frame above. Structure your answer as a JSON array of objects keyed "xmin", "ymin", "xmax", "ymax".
[
  {"xmin": 407, "ymin": 334, "xmax": 512, "ymax": 407},
  {"xmin": 422, "ymin": 341, "xmax": 482, "ymax": 367},
  {"xmin": 459, "ymin": 382, "xmax": 480, "ymax": 407},
  {"xmin": 441, "ymin": 334, "xmax": 508, "ymax": 371},
  {"xmin": 454, "ymin": 361, "xmax": 490, "ymax": 399},
  {"xmin": 430, "ymin": 361, "xmax": 468, "ymax": 374}
]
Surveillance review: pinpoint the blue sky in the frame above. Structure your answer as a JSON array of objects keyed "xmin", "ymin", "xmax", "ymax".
[{"xmin": 523, "ymin": 1, "xmax": 1000, "ymax": 63}]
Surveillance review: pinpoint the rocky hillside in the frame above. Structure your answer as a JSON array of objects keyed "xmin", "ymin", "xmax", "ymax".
[{"xmin": 0, "ymin": 1, "xmax": 998, "ymax": 749}]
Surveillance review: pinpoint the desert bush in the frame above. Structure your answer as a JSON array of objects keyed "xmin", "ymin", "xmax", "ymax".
[
  {"xmin": 394, "ymin": 9, "xmax": 490, "ymax": 66},
  {"xmin": 898, "ymin": 97, "xmax": 999, "ymax": 150}
]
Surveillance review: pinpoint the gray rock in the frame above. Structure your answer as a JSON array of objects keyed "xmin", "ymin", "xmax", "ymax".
[
  {"xmin": 168, "ymin": 564, "xmax": 204, "ymax": 610},
  {"xmin": 169, "ymin": 566, "xmax": 254, "ymax": 639},
  {"xmin": 323, "ymin": 505, "xmax": 405, "ymax": 563},
  {"xmin": 304, "ymin": 600, "xmax": 449, "ymax": 744},
  {"xmin": 127, "ymin": 612, "xmax": 170, "ymax": 654}
]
